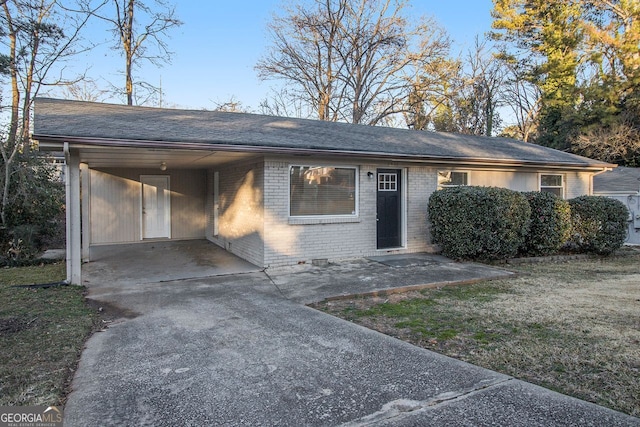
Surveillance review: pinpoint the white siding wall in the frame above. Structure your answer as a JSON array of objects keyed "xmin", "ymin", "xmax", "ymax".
[
  {"xmin": 90, "ymin": 169, "xmax": 140, "ymax": 243},
  {"xmin": 171, "ymin": 170, "xmax": 208, "ymax": 239},
  {"xmin": 565, "ymin": 171, "xmax": 592, "ymax": 198},
  {"xmin": 89, "ymin": 168, "xmax": 206, "ymax": 244},
  {"xmin": 469, "ymin": 170, "xmax": 536, "ymax": 191},
  {"xmin": 205, "ymin": 169, "xmax": 214, "ymax": 241},
  {"xmin": 467, "ymin": 169, "xmax": 592, "ymax": 198}
]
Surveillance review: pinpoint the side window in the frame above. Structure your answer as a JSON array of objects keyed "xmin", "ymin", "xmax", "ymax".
[
  {"xmin": 438, "ymin": 171, "xmax": 468, "ymax": 189},
  {"xmin": 540, "ymin": 174, "xmax": 564, "ymax": 198}
]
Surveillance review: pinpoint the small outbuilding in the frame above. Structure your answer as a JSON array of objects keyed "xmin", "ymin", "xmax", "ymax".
[{"xmin": 33, "ymin": 98, "xmax": 615, "ymax": 284}]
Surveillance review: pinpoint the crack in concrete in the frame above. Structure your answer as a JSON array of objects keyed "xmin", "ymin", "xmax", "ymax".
[
  {"xmin": 340, "ymin": 377, "xmax": 514, "ymax": 426},
  {"xmin": 262, "ymin": 269, "xmax": 287, "ymax": 298}
]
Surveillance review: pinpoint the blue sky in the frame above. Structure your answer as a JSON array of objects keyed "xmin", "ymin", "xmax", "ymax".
[{"xmin": 70, "ymin": 0, "xmax": 496, "ymax": 111}]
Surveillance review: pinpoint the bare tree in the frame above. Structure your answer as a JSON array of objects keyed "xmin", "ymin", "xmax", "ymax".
[
  {"xmin": 257, "ymin": 0, "xmax": 347, "ymax": 121},
  {"xmin": 94, "ymin": 0, "xmax": 181, "ymax": 105},
  {"xmin": 572, "ymin": 118, "xmax": 640, "ymax": 165},
  {"xmin": 62, "ymin": 78, "xmax": 110, "ymax": 101},
  {"xmin": 463, "ymin": 38, "xmax": 505, "ymax": 136},
  {"xmin": 500, "ymin": 58, "xmax": 542, "ymax": 142},
  {"xmin": 256, "ymin": 0, "xmax": 450, "ymax": 126},
  {"xmin": 0, "ymin": 0, "xmax": 99, "ymax": 227},
  {"xmin": 258, "ymin": 88, "xmax": 312, "ymax": 119},
  {"xmin": 212, "ymin": 96, "xmax": 252, "ymax": 113}
]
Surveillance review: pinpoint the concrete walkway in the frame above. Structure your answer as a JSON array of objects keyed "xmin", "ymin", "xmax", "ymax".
[
  {"xmin": 65, "ymin": 253, "xmax": 640, "ymax": 426},
  {"xmin": 268, "ymin": 253, "xmax": 515, "ymax": 304}
]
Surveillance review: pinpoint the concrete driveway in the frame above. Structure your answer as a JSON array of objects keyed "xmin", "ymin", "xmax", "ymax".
[
  {"xmin": 83, "ymin": 240, "xmax": 261, "ymax": 286},
  {"xmin": 65, "ymin": 250, "xmax": 639, "ymax": 426}
]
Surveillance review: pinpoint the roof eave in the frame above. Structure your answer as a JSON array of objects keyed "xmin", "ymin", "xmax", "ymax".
[{"xmin": 33, "ymin": 134, "xmax": 615, "ymax": 171}]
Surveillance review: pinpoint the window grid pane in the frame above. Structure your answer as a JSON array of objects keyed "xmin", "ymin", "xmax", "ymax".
[
  {"xmin": 541, "ymin": 174, "xmax": 563, "ymax": 187},
  {"xmin": 290, "ymin": 166, "xmax": 357, "ymax": 216},
  {"xmin": 378, "ymin": 173, "xmax": 397, "ymax": 191}
]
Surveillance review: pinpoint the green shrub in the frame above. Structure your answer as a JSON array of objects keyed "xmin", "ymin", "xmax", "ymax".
[
  {"xmin": 428, "ymin": 186, "xmax": 531, "ymax": 260},
  {"xmin": 3, "ymin": 153, "xmax": 64, "ymax": 231},
  {"xmin": 568, "ymin": 196, "xmax": 628, "ymax": 255},
  {"xmin": 521, "ymin": 192, "xmax": 572, "ymax": 256},
  {"xmin": 0, "ymin": 152, "xmax": 64, "ymax": 264}
]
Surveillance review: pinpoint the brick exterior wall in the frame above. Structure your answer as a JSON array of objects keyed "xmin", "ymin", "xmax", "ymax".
[
  {"xmin": 406, "ymin": 165, "xmax": 438, "ymax": 253},
  {"xmin": 263, "ymin": 159, "xmax": 374, "ymax": 266},
  {"xmin": 261, "ymin": 158, "xmax": 440, "ymax": 267},
  {"xmin": 208, "ymin": 159, "xmax": 265, "ymax": 266},
  {"xmin": 207, "ymin": 158, "xmax": 596, "ymax": 268}
]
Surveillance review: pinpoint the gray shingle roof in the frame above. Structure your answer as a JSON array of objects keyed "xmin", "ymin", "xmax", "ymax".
[
  {"xmin": 33, "ymin": 98, "xmax": 611, "ymax": 169},
  {"xmin": 593, "ymin": 167, "xmax": 640, "ymax": 193}
]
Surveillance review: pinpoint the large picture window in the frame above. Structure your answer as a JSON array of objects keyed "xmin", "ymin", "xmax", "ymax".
[{"xmin": 290, "ymin": 166, "xmax": 357, "ymax": 216}]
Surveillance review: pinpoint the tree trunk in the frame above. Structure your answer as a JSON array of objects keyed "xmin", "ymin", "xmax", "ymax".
[
  {"xmin": 1, "ymin": 163, "xmax": 11, "ymax": 228},
  {"xmin": 486, "ymin": 101, "xmax": 493, "ymax": 137},
  {"xmin": 125, "ymin": 0, "xmax": 135, "ymax": 105},
  {"xmin": 1, "ymin": 2, "xmax": 18, "ymax": 227},
  {"xmin": 22, "ymin": 23, "xmax": 41, "ymax": 151},
  {"xmin": 126, "ymin": 59, "xmax": 133, "ymax": 105},
  {"xmin": 3, "ymin": 1, "xmax": 19, "ymax": 148}
]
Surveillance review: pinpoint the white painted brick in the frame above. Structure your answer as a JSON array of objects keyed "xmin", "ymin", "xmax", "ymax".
[
  {"xmin": 213, "ymin": 159, "xmax": 265, "ymax": 266},
  {"xmin": 210, "ymin": 157, "xmax": 594, "ymax": 268}
]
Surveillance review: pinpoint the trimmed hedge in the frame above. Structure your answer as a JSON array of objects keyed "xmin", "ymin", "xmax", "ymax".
[
  {"xmin": 428, "ymin": 186, "xmax": 531, "ymax": 260},
  {"xmin": 521, "ymin": 192, "xmax": 572, "ymax": 256},
  {"xmin": 568, "ymin": 196, "xmax": 628, "ymax": 255}
]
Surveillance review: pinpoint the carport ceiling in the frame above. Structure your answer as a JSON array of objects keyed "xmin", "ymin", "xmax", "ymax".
[{"xmin": 75, "ymin": 147, "xmax": 259, "ymax": 169}]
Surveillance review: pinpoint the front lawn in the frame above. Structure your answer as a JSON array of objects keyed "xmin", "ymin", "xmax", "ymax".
[
  {"xmin": 0, "ymin": 263, "xmax": 96, "ymax": 406},
  {"xmin": 314, "ymin": 251, "xmax": 640, "ymax": 417}
]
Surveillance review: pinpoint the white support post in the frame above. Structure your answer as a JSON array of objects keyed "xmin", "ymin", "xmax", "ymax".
[
  {"xmin": 80, "ymin": 163, "xmax": 91, "ymax": 262},
  {"xmin": 65, "ymin": 149, "xmax": 82, "ymax": 284}
]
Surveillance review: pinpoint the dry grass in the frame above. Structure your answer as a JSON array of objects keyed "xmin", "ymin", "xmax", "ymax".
[
  {"xmin": 0, "ymin": 263, "xmax": 96, "ymax": 406},
  {"xmin": 314, "ymin": 251, "xmax": 640, "ymax": 417}
]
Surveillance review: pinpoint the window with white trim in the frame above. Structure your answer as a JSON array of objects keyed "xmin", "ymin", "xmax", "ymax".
[
  {"xmin": 540, "ymin": 174, "xmax": 564, "ymax": 198},
  {"xmin": 289, "ymin": 166, "xmax": 357, "ymax": 216},
  {"xmin": 437, "ymin": 171, "xmax": 468, "ymax": 189}
]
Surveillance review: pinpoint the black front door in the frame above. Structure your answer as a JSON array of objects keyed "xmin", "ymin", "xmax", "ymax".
[{"xmin": 376, "ymin": 169, "xmax": 401, "ymax": 249}]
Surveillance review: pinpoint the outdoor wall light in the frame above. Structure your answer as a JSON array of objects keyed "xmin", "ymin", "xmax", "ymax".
[
  {"xmin": 160, "ymin": 161, "xmax": 167, "ymax": 171},
  {"xmin": 367, "ymin": 171, "xmax": 374, "ymax": 178}
]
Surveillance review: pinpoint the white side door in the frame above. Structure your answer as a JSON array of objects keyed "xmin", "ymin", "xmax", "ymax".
[{"xmin": 141, "ymin": 175, "xmax": 171, "ymax": 239}]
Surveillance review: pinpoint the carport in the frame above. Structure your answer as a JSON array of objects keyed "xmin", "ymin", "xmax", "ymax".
[{"xmin": 41, "ymin": 142, "xmax": 260, "ymax": 285}]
